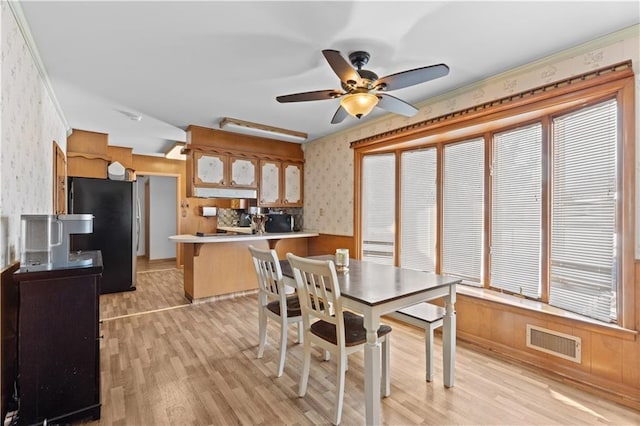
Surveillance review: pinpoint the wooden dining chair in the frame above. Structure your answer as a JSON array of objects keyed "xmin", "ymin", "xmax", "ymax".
[
  {"xmin": 286, "ymin": 253, "xmax": 392, "ymax": 425},
  {"xmin": 248, "ymin": 245, "xmax": 303, "ymax": 377},
  {"xmin": 392, "ymin": 302, "xmax": 445, "ymax": 382}
]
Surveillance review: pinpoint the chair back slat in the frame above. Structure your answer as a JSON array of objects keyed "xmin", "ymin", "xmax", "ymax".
[
  {"xmin": 249, "ymin": 246, "xmax": 286, "ymax": 305},
  {"xmin": 287, "ymin": 254, "xmax": 342, "ymax": 329}
]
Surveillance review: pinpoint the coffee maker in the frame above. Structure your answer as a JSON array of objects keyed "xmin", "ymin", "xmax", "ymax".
[{"xmin": 20, "ymin": 214, "xmax": 94, "ymax": 270}]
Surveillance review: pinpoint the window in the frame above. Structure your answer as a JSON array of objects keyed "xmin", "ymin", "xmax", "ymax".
[
  {"xmin": 400, "ymin": 148, "xmax": 437, "ymax": 271},
  {"xmin": 442, "ymin": 138, "xmax": 484, "ymax": 285},
  {"xmin": 356, "ymin": 65, "xmax": 632, "ymax": 325},
  {"xmin": 490, "ymin": 123, "xmax": 542, "ymax": 298},
  {"xmin": 361, "ymin": 154, "xmax": 395, "ymax": 265},
  {"xmin": 550, "ymin": 99, "xmax": 618, "ymax": 322}
]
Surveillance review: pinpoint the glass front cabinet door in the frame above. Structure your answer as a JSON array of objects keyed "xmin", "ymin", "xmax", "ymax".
[
  {"xmin": 283, "ymin": 162, "xmax": 303, "ymax": 206},
  {"xmin": 259, "ymin": 160, "xmax": 281, "ymax": 206},
  {"xmin": 194, "ymin": 152, "xmax": 227, "ymax": 187},
  {"xmin": 229, "ymin": 156, "xmax": 258, "ymax": 188}
]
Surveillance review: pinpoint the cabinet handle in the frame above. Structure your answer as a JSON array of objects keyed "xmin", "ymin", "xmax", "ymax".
[{"xmin": 97, "ymin": 335, "xmax": 104, "ymax": 340}]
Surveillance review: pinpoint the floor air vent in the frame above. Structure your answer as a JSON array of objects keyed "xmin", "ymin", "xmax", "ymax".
[{"xmin": 526, "ymin": 324, "xmax": 581, "ymax": 363}]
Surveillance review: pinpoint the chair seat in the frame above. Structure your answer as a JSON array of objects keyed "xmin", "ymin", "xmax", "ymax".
[
  {"xmin": 311, "ymin": 311, "xmax": 392, "ymax": 347},
  {"xmin": 267, "ymin": 295, "xmax": 302, "ymax": 317},
  {"xmin": 397, "ymin": 303, "xmax": 445, "ymax": 324}
]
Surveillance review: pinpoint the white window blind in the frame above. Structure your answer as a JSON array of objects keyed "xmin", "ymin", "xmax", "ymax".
[
  {"xmin": 491, "ymin": 123, "xmax": 542, "ymax": 297},
  {"xmin": 442, "ymin": 138, "xmax": 484, "ymax": 284},
  {"xmin": 400, "ymin": 148, "xmax": 437, "ymax": 272},
  {"xmin": 550, "ymin": 99, "xmax": 618, "ymax": 323},
  {"xmin": 362, "ymin": 154, "xmax": 396, "ymax": 265}
]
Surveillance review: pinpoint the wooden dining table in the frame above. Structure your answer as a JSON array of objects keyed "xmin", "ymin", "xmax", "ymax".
[{"xmin": 281, "ymin": 255, "xmax": 461, "ymax": 425}]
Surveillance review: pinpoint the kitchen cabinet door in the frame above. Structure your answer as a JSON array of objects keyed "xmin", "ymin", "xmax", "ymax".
[
  {"xmin": 194, "ymin": 152, "xmax": 227, "ymax": 187},
  {"xmin": 259, "ymin": 160, "xmax": 281, "ymax": 206},
  {"xmin": 229, "ymin": 156, "xmax": 258, "ymax": 188},
  {"xmin": 283, "ymin": 162, "xmax": 303, "ymax": 206},
  {"xmin": 259, "ymin": 160, "xmax": 304, "ymax": 207}
]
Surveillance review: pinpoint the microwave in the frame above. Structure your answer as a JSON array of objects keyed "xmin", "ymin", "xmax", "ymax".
[{"xmin": 265, "ymin": 214, "xmax": 293, "ymax": 233}]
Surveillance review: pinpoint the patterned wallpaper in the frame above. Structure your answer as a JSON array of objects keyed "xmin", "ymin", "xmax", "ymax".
[
  {"xmin": 0, "ymin": 4, "xmax": 68, "ymax": 267},
  {"xmin": 303, "ymin": 25, "xmax": 640, "ymax": 256}
]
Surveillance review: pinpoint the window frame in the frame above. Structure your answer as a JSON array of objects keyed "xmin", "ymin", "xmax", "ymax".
[{"xmin": 353, "ymin": 63, "xmax": 635, "ymax": 328}]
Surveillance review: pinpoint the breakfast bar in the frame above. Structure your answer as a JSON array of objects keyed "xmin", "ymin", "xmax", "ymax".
[{"xmin": 169, "ymin": 232, "xmax": 318, "ymax": 301}]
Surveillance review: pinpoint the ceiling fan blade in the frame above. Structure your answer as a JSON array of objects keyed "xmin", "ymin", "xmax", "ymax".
[
  {"xmin": 374, "ymin": 63, "xmax": 449, "ymax": 91},
  {"xmin": 331, "ymin": 105, "xmax": 348, "ymax": 124},
  {"xmin": 322, "ymin": 49, "xmax": 361, "ymax": 85},
  {"xmin": 276, "ymin": 89, "xmax": 342, "ymax": 103},
  {"xmin": 376, "ymin": 93, "xmax": 419, "ymax": 117}
]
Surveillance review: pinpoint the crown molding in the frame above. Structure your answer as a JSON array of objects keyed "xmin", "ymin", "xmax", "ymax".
[{"xmin": 7, "ymin": 1, "xmax": 71, "ymax": 135}]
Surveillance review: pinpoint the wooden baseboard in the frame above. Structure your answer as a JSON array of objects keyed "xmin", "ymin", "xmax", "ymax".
[{"xmin": 148, "ymin": 257, "xmax": 176, "ymax": 263}]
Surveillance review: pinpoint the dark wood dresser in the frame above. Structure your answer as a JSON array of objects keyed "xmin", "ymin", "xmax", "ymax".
[{"xmin": 13, "ymin": 251, "xmax": 103, "ymax": 425}]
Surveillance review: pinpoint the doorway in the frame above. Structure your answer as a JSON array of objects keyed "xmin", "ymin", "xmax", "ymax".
[{"xmin": 136, "ymin": 175, "xmax": 177, "ymax": 263}]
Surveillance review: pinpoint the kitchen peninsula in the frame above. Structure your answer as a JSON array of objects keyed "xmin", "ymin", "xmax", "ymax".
[{"xmin": 170, "ymin": 232, "xmax": 318, "ymax": 301}]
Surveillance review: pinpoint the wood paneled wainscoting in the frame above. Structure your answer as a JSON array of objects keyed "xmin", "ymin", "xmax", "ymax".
[
  {"xmin": 307, "ymin": 233, "xmax": 356, "ymax": 256},
  {"xmin": 454, "ymin": 261, "xmax": 640, "ymax": 411}
]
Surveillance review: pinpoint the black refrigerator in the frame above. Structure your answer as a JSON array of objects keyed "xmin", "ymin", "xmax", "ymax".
[{"xmin": 68, "ymin": 177, "xmax": 138, "ymax": 294}]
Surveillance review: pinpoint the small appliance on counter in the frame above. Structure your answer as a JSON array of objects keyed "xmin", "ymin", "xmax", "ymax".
[
  {"xmin": 238, "ymin": 212, "xmax": 252, "ymax": 227},
  {"xmin": 20, "ymin": 214, "xmax": 94, "ymax": 270},
  {"xmin": 265, "ymin": 213, "xmax": 294, "ymax": 233}
]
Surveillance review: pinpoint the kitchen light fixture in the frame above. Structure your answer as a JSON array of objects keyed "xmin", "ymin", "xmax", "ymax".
[
  {"xmin": 340, "ymin": 92, "xmax": 379, "ymax": 119},
  {"xmin": 165, "ymin": 142, "xmax": 186, "ymax": 160},
  {"xmin": 220, "ymin": 117, "xmax": 307, "ymax": 142}
]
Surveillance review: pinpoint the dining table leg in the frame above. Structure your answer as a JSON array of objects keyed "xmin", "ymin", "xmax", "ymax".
[
  {"xmin": 363, "ymin": 314, "xmax": 381, "ymax": 426},
  {"xmin": 443, "ymin": 284, "xmax": 457, "ymax": 388}
]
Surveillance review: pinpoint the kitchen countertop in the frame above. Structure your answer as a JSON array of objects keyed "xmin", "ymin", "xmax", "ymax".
[{"xmin": 169, "ymin": 231, "xmax": 318, "ymax": 244}]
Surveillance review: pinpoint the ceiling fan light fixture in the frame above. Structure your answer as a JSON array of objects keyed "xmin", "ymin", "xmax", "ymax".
[{"xmin": 340, "ymin": 92, "xmax": 378, "ymax": 119}]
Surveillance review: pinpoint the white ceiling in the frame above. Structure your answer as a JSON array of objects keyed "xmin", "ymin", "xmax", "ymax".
[{"xmin": 18, "ymin": 1, "xmax": 640, "ymax": 156}]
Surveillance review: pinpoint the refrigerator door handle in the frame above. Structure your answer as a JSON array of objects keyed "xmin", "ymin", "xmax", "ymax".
[
  {"xmin": 69, "ymin": 180, "xmax": 74, "ymax": 213},
  {"xmin": 136, "ymin": 198, "xmax": 141, "ymax": 252}
]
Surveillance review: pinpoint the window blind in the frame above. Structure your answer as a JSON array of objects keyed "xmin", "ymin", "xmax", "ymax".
[
  {"xmin": 491, "ymin": 123, "xmax": 542, "ymax": 297},
  {"xmin": 400, "ymin": 148, "xmax": 437, "ymax": 272},
  {"xmin": 550, "ymin": 99, "xmax": 617, "ymax": 322},
  {"xmin": 442, "ymin": 138, "xmax": 484, "ymax": 284},
  {"xmin": 362, "ymin": 154, "xmax": 396, "ymax": 265}
]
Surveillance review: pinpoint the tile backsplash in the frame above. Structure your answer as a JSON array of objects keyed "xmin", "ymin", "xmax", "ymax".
[{"xmin": 218, "ymin": 207, "xmax": 303, "ymax": 231}]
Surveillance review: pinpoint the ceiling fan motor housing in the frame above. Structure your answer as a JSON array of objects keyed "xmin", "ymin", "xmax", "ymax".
[{"xmin": 348, "ymin": 51, "xmax": 370, "ymax": 68}]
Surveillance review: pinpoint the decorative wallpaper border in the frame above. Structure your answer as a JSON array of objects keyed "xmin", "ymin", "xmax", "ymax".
[{"xmin": 350, "ymin": 60, "xmax": 632, "ymax": 149}]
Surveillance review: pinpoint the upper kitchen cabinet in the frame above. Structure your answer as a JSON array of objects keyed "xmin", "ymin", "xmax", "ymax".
[
  {"xmin": 192, "ymin": 152, "xmax": 257, "ymax": 189},
  {"xmin": 258, "ymin": 160, "xmax": 303, "ymax": 207},
  {"xmin": 66, "ymin": 129, "xmax": 109, "ymax": 179},
  {"xmin": 188, "ymin": 152, "xmax": 258, "ymax": 199},
  {"xmin": 186, "ymin": 125, "xmax": 304, "ymax": 204}
]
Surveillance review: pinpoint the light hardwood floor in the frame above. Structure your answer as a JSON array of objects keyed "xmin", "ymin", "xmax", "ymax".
[{"xmin": 90, "ymin": 265, "xmax": 640, "ymax": 425}]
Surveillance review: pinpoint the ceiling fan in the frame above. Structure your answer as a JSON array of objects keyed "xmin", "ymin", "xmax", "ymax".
[{"xmin": 276, "ymin": 49, "xmax": 449, "ymax": 124}]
